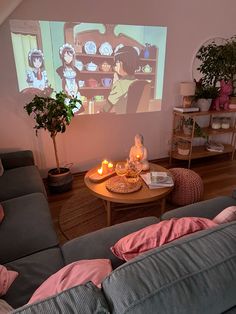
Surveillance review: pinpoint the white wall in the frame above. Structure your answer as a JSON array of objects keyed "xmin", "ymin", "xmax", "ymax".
[{"xmin": 0, "ymin": 0, "xmax": 236, "ymax": 176}]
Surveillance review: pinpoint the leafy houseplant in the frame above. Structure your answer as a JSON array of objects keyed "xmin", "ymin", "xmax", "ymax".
[
  {"xmin": 195, "ymin": 83, "xmax": 219, "ymax": 100},
  {"xmin": 194, "ymin": 80, "xmax": 219, "ymax": 111},
  {"xmin": 182, "ymin": 117, "xmax": 208, "ymax": 140},
  {"xmin": 196, "ymin": 36, "xmax": 236, "ymax": 95},
  {"xmin": 24, "ymin": 91, "xmax": 81, "ymax": 192}
]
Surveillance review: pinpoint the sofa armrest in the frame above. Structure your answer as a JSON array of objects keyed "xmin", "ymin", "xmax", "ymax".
[
  {"xmin": 62, "ymin": 216, "xmax": 159, "ymax": 269},
  {"xmin": 161, "ymin": 196, "xmax": 236, "ymax": 221},
  {"xmin": 0, "ymin": 150, "xmax": 35, "ymax": 170}
]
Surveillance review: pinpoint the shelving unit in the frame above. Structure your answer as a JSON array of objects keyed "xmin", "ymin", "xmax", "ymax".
[{"xmin": 169, "ymin": 110, "xmax": 236, "ymax": 168}]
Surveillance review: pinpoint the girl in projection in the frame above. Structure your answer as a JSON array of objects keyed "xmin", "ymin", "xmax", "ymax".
[
  {"xmin": 26, "ymin": 49, "xmax": 48, "ymax": 90},
  {"xmin": 56, "ymin": 43, "xmax": 84, "ymax": 113},
  {"xmin": 56, "ymin": 43, "xmax": 80, "ymax": 97},
  {"xmin": 102, "ymin": 46, "xmax": 139, "ymax": 114}
]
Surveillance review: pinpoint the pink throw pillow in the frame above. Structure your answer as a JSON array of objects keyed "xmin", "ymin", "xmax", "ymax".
[
  {"xmin": 28, "ymin": 259, "xmax": 112, "ymax": 304},
  {"xmin": 111, "ymin": 217, "xmax": 217, "ymax": 261},
  {"xmin": 213, "ymin": 206, "xmax": 236, "ymax": 224},
  {"xmin": 0, "ymin": 204, "xmax": 4, "ymax": 223},
  {"xmin": 0, "ymin": 265, "xmax": 18, "ymax": 296}
]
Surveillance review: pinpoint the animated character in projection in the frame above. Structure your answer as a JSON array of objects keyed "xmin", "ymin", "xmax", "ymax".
[
  {"xmin": 56, "ymin": 43, "xmax": 81, "ymax": 97},
  {"xmin": 56, "ymin": 43, "xmax": 84, "ymax": 113},
  {"xmin": 103, "ymin": 46, "xmax": 149, "ymax": 114},
  {"xmin": 26, "ymin": 49, "xmax": 49, "ymax": 90}
]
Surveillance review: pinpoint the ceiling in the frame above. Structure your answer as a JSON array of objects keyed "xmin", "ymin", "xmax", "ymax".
[{"xmin": 0, "ymin": 0, "xmax": 23, "ymax": 26}]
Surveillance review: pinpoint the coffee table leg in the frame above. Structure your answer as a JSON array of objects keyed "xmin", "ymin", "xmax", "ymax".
[
  {"xmin": 103, "ymin": 200, "xmax": 112, "ymax": 226},
  {"xmin": 160, "ymin": 198, "xmax": 166, "ymax": 216}
]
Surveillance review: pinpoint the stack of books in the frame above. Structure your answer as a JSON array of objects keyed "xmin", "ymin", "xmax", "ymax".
[
  {"xmin": 140, "ymin": 172, "xmax": 174, "ymax": 189},
  {"xmin": 205, "ymin": 141, "xmax": 224, "ymax": 153},
  {"xmin": 173, "ymin": 106, "xmax": 200, "ymax": 113}
]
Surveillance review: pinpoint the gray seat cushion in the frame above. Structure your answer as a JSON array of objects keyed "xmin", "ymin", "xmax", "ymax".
[
  {"xmin": 102, "ymin": 222, "xmax": 236, "ymax": 314},
  {"xmin": 0, "ymin": 165, "xmax": 46, "ymax": 201},
  {"xmin": 0, "ymin": 193, "xmax": 58, "ymax": 264},
  {"xmin": 62, "ymin": 216, "xmax": 159, "ymax": 269},
  {"xmin": 3, "ymin": 248, "xmax": 64, "ymax": 309}
]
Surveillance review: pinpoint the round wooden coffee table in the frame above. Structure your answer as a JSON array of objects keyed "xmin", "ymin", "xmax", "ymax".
[{"xmin": 84, "ymin": 163, "xmax": 173, "ymax": 226}]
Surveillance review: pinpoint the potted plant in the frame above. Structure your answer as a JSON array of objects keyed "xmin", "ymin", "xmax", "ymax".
[
  {"xmin": 196, "ymin": 36, "xmax": 236, "ymax": 98},
  {"xmin": 182, "ymin": 117, "xmax": 208, "ymax": 139},
  {"xmin": 194, "ymin": 80, "xmax": 219, "ymax": 111},
  {"xmin": 24, "ymin": 90, "xmax": 81, "ymax": 193}
]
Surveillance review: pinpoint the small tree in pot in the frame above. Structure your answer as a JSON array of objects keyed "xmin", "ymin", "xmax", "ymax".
[
  {"xmin": 24, "ymin": 91, "xmax": 81, "ymax": 192},
  {"xmin": 196, "ymin": 36, "xmax": 236, "ymax": 95}
]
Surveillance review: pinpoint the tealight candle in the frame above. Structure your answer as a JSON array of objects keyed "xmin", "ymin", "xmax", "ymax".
[
  {"xmin": 108, "ymin": 162, "xmax": 113, "ymax": 172},
  {"xmin": 102, "ymin": 160, "xmax": 109, "ymax": 175},
  {"xmin": 136, "ymin": 154, "xmax": 141, "ymax": 161},
  {"xmin": 97, "ymin": 168, "xmax": 103, "ymax": 175}
]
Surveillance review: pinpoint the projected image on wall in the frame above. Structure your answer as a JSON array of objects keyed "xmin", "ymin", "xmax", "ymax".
[{"xmin": 10, "ymin": 20, "xmax": 167, "ymax": 115}]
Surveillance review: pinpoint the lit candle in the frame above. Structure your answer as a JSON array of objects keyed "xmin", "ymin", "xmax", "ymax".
[
  {"xmin": 136, "ymin": 154, "xmax": 141, "ymax": 161},
  {"xmin": 108, "ymin": 162, "xmax": 113, "ymax": 172},
  {"xmin": 97, "ymin": 168, "xmax": 103, "ymax": 175},
  {"xmin": 102, "ymin": 160, "xmax": 109, "ymax": 175}
]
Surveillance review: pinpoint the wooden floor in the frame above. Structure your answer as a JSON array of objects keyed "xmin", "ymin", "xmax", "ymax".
[{"xmin": 47, "ymin": 155, "xmax": 236, "ymax": 244}]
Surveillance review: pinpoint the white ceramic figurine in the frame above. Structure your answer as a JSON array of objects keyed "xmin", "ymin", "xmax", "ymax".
[{"xmin": 129, "ymin": 134, "xmax": 149, "ymax": 171}]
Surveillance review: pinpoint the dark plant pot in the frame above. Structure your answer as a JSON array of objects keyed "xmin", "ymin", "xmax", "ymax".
[{"xmin": 47, "ymin": 167, "xmax": 73, "ymax": 193}]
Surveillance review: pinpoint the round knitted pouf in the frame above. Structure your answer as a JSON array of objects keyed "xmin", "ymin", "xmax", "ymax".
[{"xmin": 169, "ymin": 168, "xmax": 204, "ymax": 206}]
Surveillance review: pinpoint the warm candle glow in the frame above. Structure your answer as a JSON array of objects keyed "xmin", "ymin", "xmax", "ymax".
[
  {"xmin": 97, "ymin": 168, "xmax": 103, "ymax": 175},
  {"xmin": 108, "ymin": 162, "xmax": 113, "ymax": 172},
  {"xmin": 136, "ymin": 154, "xmax": 141, "ymax": 161},
  {"xmin": 102, "ymin": 160, "xmax": 109, "ymax": 174}
]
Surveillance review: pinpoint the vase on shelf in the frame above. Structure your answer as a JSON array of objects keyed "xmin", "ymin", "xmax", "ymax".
[{"xmin": 197, "ymin": 98, "xmax": 212, "ymax": 111}]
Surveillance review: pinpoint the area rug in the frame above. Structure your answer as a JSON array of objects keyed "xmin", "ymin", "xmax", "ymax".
[{"xmin": 59, "ymin": 184, "xmax": 173, "ymax": 240}]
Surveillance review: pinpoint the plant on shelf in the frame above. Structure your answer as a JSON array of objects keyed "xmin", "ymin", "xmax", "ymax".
[
  {"xmin": 196, "ymin": 36, "xmax": 236, "ymax": 95},
  {"xmin": 194, "ymin": 79, "xmax": 219, "ymax": 111},
  {"xmin": 182, "ymin": 117, "xmax": 208, "ymax": 140},
  {"xmin": 194, "ymin": 81, "xmax": 219, "ymax": 100},
  {"xmin": 24, "ymin": 91, "xmax": 81, "ymax": 192}
]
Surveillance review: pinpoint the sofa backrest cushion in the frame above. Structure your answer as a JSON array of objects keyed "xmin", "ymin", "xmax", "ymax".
[
  {"xmin": 12, "ymin": 282, "xmax": 110, "ymax": 314},
  {"xmin": 102, "ymin": 222, "xmax": 236, "ymax": 314}
]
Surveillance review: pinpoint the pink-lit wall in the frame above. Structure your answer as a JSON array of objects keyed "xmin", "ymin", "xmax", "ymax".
[{"xmin": 0, "ymin": 0, "xmax": 236, "ymax": 176}]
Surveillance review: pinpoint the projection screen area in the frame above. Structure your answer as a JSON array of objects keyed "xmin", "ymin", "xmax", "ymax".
[{"xmin": 10, "ymin": 20, "xmax": 167, "ymax": 115}]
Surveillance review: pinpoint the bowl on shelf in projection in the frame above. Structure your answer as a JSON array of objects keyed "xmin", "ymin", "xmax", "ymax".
[
  {"xmin": 99, "ymin": 42, "xmax": 113, "ymax": 56},
  {"xmin": 84, "ymin": 41, "xmax": 97, "ymax": 55},
  {"xmin": 101, "ymin": 77, "xmax": 112, "ymax": 88},
  {"xmin": 87, "ymin": 78, "xmax": 99, "ymax": 88},
  {"xmin": 85, "ymin": 62, "xmax": 98, "ymax": 72}
]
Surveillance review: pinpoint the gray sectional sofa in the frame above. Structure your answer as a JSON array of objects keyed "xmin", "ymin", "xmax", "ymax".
[{"xmin": 1, "ymin": 150, "xmax": 236, "ymax": 313}]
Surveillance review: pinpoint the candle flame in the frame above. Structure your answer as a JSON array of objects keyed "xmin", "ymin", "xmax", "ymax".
[{"xmin": 97, "ymin": 168, "xmax": 103, "ymax": 175}]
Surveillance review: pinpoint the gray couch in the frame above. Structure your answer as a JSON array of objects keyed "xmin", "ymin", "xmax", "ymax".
[{"xmin": 1, "ymin": 151, "xmax": 236, "ymax": 313}]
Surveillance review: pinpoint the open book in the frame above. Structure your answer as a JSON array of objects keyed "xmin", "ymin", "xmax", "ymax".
[{"xmin": 140, "ymin": 172, "xmax": 174, "ymax": 189}]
